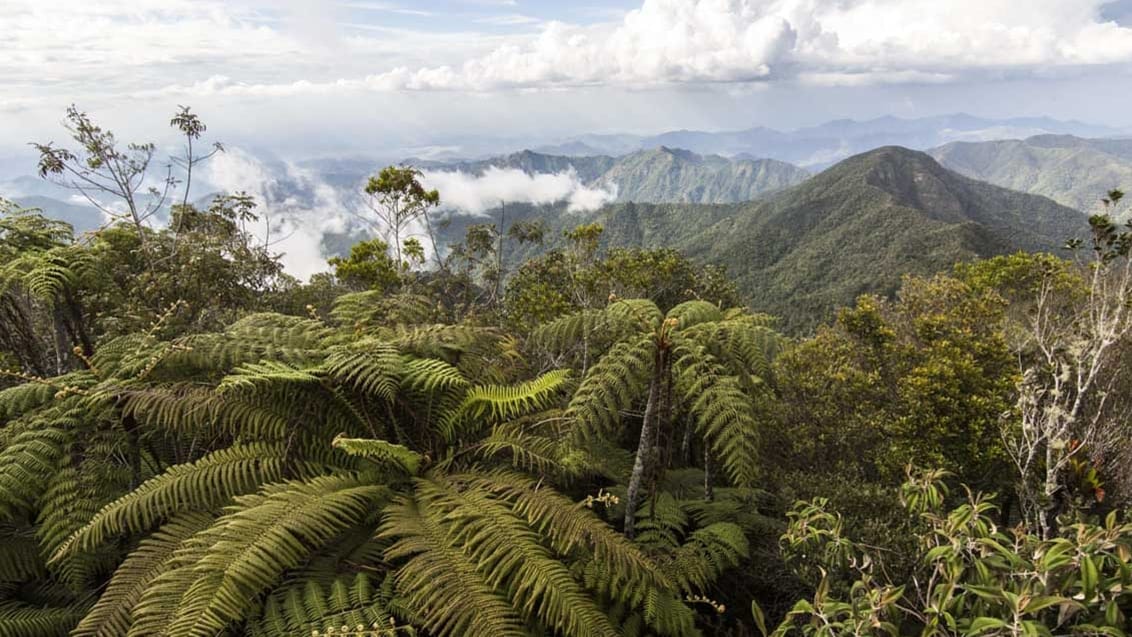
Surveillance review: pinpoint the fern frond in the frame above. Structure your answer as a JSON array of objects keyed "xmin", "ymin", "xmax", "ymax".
[
  {"xmin": 400, "ymin": 358, "xmax": 467, "ymax": 396},
  {"xmin": 457, "ymin": 369, "xmax": 570, "ymax": 423},
  {"xmin": 323, "ymin": 341, "xmax": 402, "ymax": 402},
  {"xmin": 607, "ymin": 299, "xmax": 663, "ymax": 332},
  {"xmin": 464, "ymin": 471, "xmax": 672, "ymax": 602},
  {"xmin": 474, "ymin": 419, "xmax": 567, "ymax": 475},
  {"xmin": 411, "ymin": 476, "xmax": 621, "ymax": 637},
  {"xmin": 0, "ymin": 599, "xmax": 88, "ymax": 637},
  {"xmin": 0, "ymin": 524, "xmax": 44, "ymax": 583},
  {"xmin": 665, "ymin": 300, "xmax": 723, "ymax": 329},
  {"xmin": 223, "ymin": 313, "xmax": 337, "ymax": 349},
  {"xmin": 0, "ymin": 372, "xmax": 93, "ymax": 419},
  {"xmin": 250, "ymin": 573, "xmax": 395, "ymax": 637},
  {"xmin": 36, "ymin": 464, "xmax": 115, "ymax": 578},
  {"xmin": 0, "ymin": 424, "xmax": 69, "ymax": 518},
  {"xmin": 331, "ymin": 292, "xmax": 435, "ymax": 330},
  {"xmin": 164, "ymin": 474, "xmax": 388, "ymax": 637},
  {"xmin": 380, "ymin": 493, "xmax": 527, "ymax": 637},
  {"xmin": 446, "ymin": 369, "xmax": 570, "ymax": 440},
  {"xmin": 673, "ymin": 343, "xmax": 760, "ymax": 488},
  {"xmin": 71, "ymin": 512, "xmax": 213, "ymax": 637},
  {"xmin": 633, "ymin": 493, "xmax": 688, "ymax": 552},
  {"xmin": 567, "ymin": 336, "xmax": 655, "ymax": 442},
  {"xmin": 331, "ymin": 436, "xmax": 422, "ymax": 475},
  {"xmin": 667, "ymin": 522, "xmax": 749, "ymax": 593},
  {"xmin": 531, "ymin": 309, "xmax": 621, "ymax": 353},
  {"xmin": 53, "ymin": 442, "xmax": 331, "ymax": 561},
  {"xmin": 217, "ymin": 360, "xmax": 323, "ymax": 395}
]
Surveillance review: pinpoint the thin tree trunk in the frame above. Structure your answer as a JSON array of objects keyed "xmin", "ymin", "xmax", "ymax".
[
  {"xmin": 680, "ymin": 415, "xmax": 694, "ymax": 466},
  {"xmin": 1039, "ymin": 443, "xmax": 1060, "ymax": 538},
  {"xmin": 704, "ymin": 447, "xmax": 715, "ymax": 502},
  {"xmin": 625, "ymin": 354, "xmax": 663, "ymax": 539}
]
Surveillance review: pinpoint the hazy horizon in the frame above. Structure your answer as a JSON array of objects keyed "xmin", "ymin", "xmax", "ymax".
[{"xmin": 4, "ymin": 0, "xmax": 1132, "ymax": 163}]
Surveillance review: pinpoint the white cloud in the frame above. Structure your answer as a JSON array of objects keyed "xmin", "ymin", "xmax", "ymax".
[
  {"xmin": 421, "ymin": 167, "xmax": 618, "ymax": 215},
  {"xmin": 372, "ymin": 0, "xmax": 1132, "ymax": 90},
  {"xmin": 8, "ymin": 0, "xmax": 1132, "ymax": 110},
  {"xmin": 203, "ymin": 148, "xmax": 350, "ymax": 280}
]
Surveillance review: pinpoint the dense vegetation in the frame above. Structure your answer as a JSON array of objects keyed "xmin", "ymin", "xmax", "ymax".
[{"xmin": 2, "ymin": 110, "xmax": 1132, "ymax": 636}]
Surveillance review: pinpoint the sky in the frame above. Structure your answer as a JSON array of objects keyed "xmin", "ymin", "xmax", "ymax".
[{"xmin": 3, "ymin": 0, "xmax": 1132, "ymax": 161}]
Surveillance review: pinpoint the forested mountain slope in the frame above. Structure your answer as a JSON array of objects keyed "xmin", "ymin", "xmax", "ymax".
[
  {"xmin": 463, "ymin": 146, "xmax": 1088, "ymax": 331},
  {"xmin": 930, "ymin": 135, "xmax": 1132, "ymax": 215},
  {"xmin": 694, "ymin": 146, "xmax": 1088, "ymax": 329}
]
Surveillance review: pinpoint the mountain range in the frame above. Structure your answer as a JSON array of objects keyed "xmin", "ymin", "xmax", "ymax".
[
  {"xmin": 451, "ymin": 146, "xmax": 1087, "ymax": 330},
  {"xmin": 534, "ymin": 114, "xmax": 1123, "ymax": 168},
  {"xmin": 422, "ymin": 147, "xmax": 810, "ymax": 205},
  {"xmin": 929, "ymin": 135, "xmax": 1132, "ymax": 216}
]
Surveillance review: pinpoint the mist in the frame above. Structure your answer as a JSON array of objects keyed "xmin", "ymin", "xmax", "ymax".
[{"xmin": 421, "ymin": 167, "xmax": 617, "ymax": 215}]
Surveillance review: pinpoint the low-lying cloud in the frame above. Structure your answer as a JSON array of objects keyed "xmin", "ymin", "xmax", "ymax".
[
  {"xmin": 196, "ymin": 151, "xmax": 624, "ymax": 280},
  {"xmin": 203, "ymin": 148, "xmax": 350, "ymax": 280},
  {"xmin": 421, "ymin": 167, "xmax": 618, "ymax": 215}
]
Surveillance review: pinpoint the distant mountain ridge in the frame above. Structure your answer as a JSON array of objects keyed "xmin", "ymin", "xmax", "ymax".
[
  {"xmin": 467, "ymin": 146, "xmax": 1089, "ymax": 331},
  {"xmin": 929, "ymin": 135, "xmax": 1132, "ymax": 215},
  {"xmin": 533, "ymin": 114, "xmax": 1124, "ymax": 168},
  {"xmin": 422, "ymin": 147, "xmax": 810, "ymax": 205}
]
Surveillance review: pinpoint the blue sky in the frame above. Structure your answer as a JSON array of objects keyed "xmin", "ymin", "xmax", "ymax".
[
  {"xmin": 2, "ymin": 0, "xmax": 1132, "ymax": 160},
  {"xmin": 328, "ymin": 1, "xmax": 643, "ymax": 30}
]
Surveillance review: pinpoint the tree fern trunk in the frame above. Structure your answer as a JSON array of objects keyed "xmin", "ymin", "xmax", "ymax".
[
  {"xmin": 625, "ymin": 359, "xmax": 663, "ymax": 539},
  {"xmin": 63, "ymin": 287, "xmax": 93, "ymax": 357}
]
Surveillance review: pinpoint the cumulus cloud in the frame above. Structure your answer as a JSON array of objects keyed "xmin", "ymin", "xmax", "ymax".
[
  {"xmin": 125, "ymin": 0, "xmax": 1132, "ymax": 100},
  {"xmin": 374, "ymin": 0, "xmax": 1132, "ymax": 90},
  {"xmin": 421, "ymin": 167, "xmax": 618, "ymax": 215},
  {"xmin": 9, "ymin": 0, "xmax": 1132, "ymax": 110}
]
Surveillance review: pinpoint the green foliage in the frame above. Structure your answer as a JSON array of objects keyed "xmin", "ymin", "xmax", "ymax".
[
  {"xmin": 765, "ymin": 469, "xmax": 1132, "ymax": 636},
  {"xmin": 774, "ymin": 275, "xmax": 1016, "ymax": 490},
  {"xmin": 328, "ymin": 238, "xmax": 401, "ymax": 292},
  {"xmin": 6, "ymin": 119, "xmax": 1131, "ymax": 637}
]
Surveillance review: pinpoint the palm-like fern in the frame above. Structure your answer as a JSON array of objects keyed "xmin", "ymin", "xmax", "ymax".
[
  {"xmin": 0, "ymin": 288, "xmax": 743, "ymax": 636},
  {"xmin": 537, "ymin": 299, "xmax": 784, "ymax": 538}
]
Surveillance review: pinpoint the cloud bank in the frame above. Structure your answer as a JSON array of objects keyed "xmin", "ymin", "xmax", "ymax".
[
  {"xmin": 122, "ymin": 0, "xmax": 1132, "ymax": 100},
  {"xmin": 7, "ymin": 0, "xmax": 1132, "ymax": 113},
  {"xmin": 375, "ymin": 0, "xmax": 1132, "ymax": 89},
  {"xmin": 421, "ymin": 168, "xmax": 618, "ymax": 215}
]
